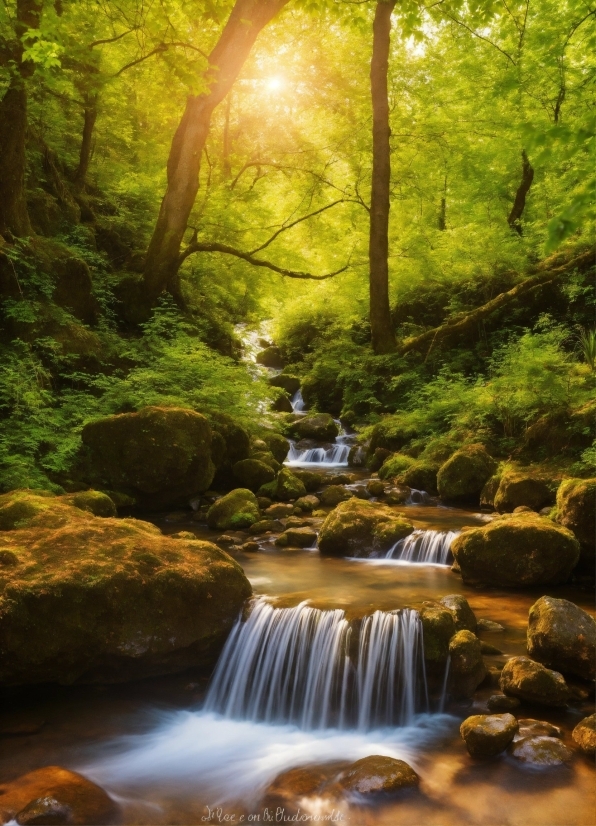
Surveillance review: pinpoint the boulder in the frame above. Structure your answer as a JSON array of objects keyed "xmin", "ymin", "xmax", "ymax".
[
  {"xmin": 439, "ymin": 594, "xmax": 477, "ymax": 632},
  {"xmin": 0, "ymin": 496, "xmax": 251, "ymax": 685},
  {"xmin": 294, "ymin": 494, "xmax": 321, "ymax": 512},
  {"xmin": 250, "ymin": 451, "xmax": 281, "ymax": 472},
  {"xmin": 460, "ymin": 713, "xmax": 518, "ymax": 757},
  {"xmin": 261, "ymin": 432, "xmax": 291, "ymax": 464},
  {"xmin": 509, "ymin": 736, "xmax": 572, "ymax": 766},
  {"xmin": 450, "ymin": 513, "xmax": 580, "ymax": 587},
  {"xmin": 232, "ymin": 459, "xmax": 276, "ymax": 492},
  {"xmin": 249, "ymin": 519, "xmax": 283, "ymax": 534},
  {"xmin": 437, "ymin": 444, "xmax": 497, "ymax": 503},
  {"xmin": 448, "ymin": 630, "xmax": 487, "ymax": 698},
  {"xmin": 64, "ymin": 490, "xmax": 117, "ymax": 518},
  {"xmin": 287, "ymin": 414, "xmax": 339, "ymax": 442},
  {"xmin": 272, "ymin": 392, "xmax": 293, "ymax": 413},
  {"xmin": 480, "ymin": 474, "xmax": 501, "ymax": 510},
  {"xmin": 268, "ymin": 374, "xmax": 301, "ymax": 396},
  {"xmin": 477, "ymin": 618, "xmax": 505, "ymax": 632},
  {"xmin": 318, "ymin": 499, "xmax": 413, "ymax": 558},
  {"xmin": 278, "ymin": 527, "xmax": 317, "ymax": 548},
  {"xmin": 397, "ymin": 462, "xmax": 439, "ymax": 495},
  {"xmin": 206, "ymin": 489, "xmax": 260, "ymax": 530},
  {"xmin": 0, "ymin": 489, "xmax": 58, "ymax": 530},
  {"xmin": 515, "ymin": 718, "xmax": 562, "ymax": 739},
  {"xmin": 263, "ymin": 767, "xmax": 328, "ymax": 807},
  {"xmin": 206, "ymin": 411, "xmax": 251, "ymax": 465},
  {"xmin": 264, "ymin": 503, "xmax": 294, "ymax": 518},
  {"xmin": 487, "ymin": 695, "xmax": 521, "ymax": 712},
  {"xmin": 527, "ymin": 596, "xmax": 596, "ymax": 681},
  {"xmin": 499, "ymin": 656, "xmax": 569, "ymax": 706},
  {"xmin": 262, "ymin": 468, "xmax": 307, "ymax": 502},
  {"xmin": 378, "ymin": 454, "xmax": 414, "ymax": 480},
  {"xmin": 256, "ymin": 346, "xmax": 284, "ymax": 368},
  {"xmin": 572, "ymin": 714, "xmax": 596, "ymax": 756},
  {"xmin": 337, "ymin": 756, "xmax": 419, "ymax": 796},
  {"xmin": 420, "ymin": 604, "xmax": 456, "ymax": 667},
  {"xmin": 0, "ymin": 766, "xmax": 118, "ymax": 825},
  {"xmin": 291, "ymin": 469, "xmax": 323, "ymax": 492},
  {"xmin": 369, "ymin": 416, "xmax": 419, "ymax": 453},
  {"xmin": 366, "ymin": 479, "xmax": 385, "ymax": 497},
  {"xmin": 81, "ymin": 406, "xmax": 215, "ymax": 510},
  {"xmin": 556, "ymin": 478, "xmax": 596, "ymax": 572},
  {"xmin": 320, "ymin": 485, "xmax": 354, "ymax": 507},
  {"xmin": 494, "ymin": 472, "xmax": 554, "ymax": 513}
]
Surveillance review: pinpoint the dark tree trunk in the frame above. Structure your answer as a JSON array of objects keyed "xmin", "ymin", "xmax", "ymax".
[
  {"xmin": 74, "ymin": 92, "xmax": 98, "ymax": 190},
  {"xmin": 369, "ymin": 0, "xmax": 397, "ymax": 355},
  {"xmin": 507, "ymin": 150, "xmax": 534, "ymax": 236},
  {"xmin": 143, "ymin": 0, "xmax": 288, "ymax": 303},
  {"xmin": 438, "ymin": 197, "xmax": 446, "ymax": 230}
]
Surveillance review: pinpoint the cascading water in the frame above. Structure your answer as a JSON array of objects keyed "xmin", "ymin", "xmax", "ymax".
[
  {"xmin": 386, "ymin": 529, "xmax": 459, "ymax": 565},
  {"xmin": 286, "ymin": 441, "xmax": 351, "ymax": 466},
  {"xmin": 205, "ymin": 598, "xmax": 429, "ymax": 730},
  {"xmin": 291, "ymin": 389, "xmax": 306, "ymax": 412}
]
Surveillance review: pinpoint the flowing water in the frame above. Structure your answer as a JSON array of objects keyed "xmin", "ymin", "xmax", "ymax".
[{"xmin": 385, "ymin": 529, "xmax": 459, "ymax": 565}]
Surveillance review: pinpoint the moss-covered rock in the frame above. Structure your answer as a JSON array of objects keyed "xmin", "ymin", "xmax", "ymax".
[
  {"xmin": 378, "ymin": 453, "xmax": 414, "ymax": 480},
  {"xmin": 448, "ymin": 630, "xmax": 487, "ymax": 698},
  {"xmin": 232, "ymin": 459, "xmax": 276, "ymax": 492},
  {"xmin": 207, "ymin": 489, "xmax": 260, "ymax": 530},
  {"xmin": 572, "ymin": 714, "xmax": 596, "ymax": 756},
  {"xmin": 397, "ymin": 462, "xmax": 439, "ymax": 495},
  {"xmin": 265, "ymin": 468, "xmax": 307, "ymax": 502},
  {"xmin": 291, "ymin": 469, "xmax": 323, "ymax": 492},
  {"xmin": 439, "ymin": 594, "xmax": 477, "ymax": 632},
  {"xmin": 250, "ymin": 451, "xmax": 281, "ymax": 472},
  {"xmin": 260, "ymin": 432, "xmax": 290, "ymax": 464},
  {"xmin": 450, "ymin": 513, "xmax": 580, "ymax": 587},
  {"xmin": 337, "ymin": 756, "xmax": 419, "ymax": 796},
  {"xmin": 480, "ymin": 474, "xmax": 501, "ymax": 510},
  {"xmin": 278, "ymin": 527, "xmax": 317, "ymax": 548},
  {"xmin": 320, "ymin": 485, "xmax": 354, "ymax": 507},
  {"xmin": 500, "ymin": 656, "xmax": 569, "ymax": 706},
  {"xmin": 420, "ymin": 603, "xmax": 456, "ymax": 666},
  {"xmin": 0, "ymin": 497, "xmax": 251, "ymax": 685},
  {"xmin": 460, "ymin": 713, "xmax": 518, "ymax": 758},
  {"xmin": 318, "ymin": 498, "xmax": 413, "ymax": 557},
  {"xmin": 286, "ymin": 414, "xmax": 339, "ymax": 442},
  {"xmin": 65, "ymin": 490, "xmax": 117, "ymax": 518},
  {"xmin": 494, "ymin": 472, "xmax": 555, "ymax": 512},
  {"xmin": 556, "ymin": 478, "xmax": 596, "ymax": 572},
  {"xmin": 0, "ymin": 489, "xmax": 57, "ymax": 530},
  {"xmin": 206, "ymin": 412, "xmax": 251, "ymax": 465},
  {"xmin": 527, "ymin": 596, "xmax": 596, "ymax": 681},
  {"xmin": 268, "ymin": 374, "xmax": 300, "ymax": 395},
  {"xmin": 271, "ymin": 391, "xmax": 293, "ymax": 413},
  {"xmin": 81, "ymin": 406, "xmax": 215, "ymax": 510},
  {"xmin": 256, "ymin": 346, "xmax": 284, "ymax": 368},
  {"xmin": 509, "ymin": 736, "xmax": 572, "ymax": 766},
  {"xmin": 437, "ymin": 444, "xmax": 497, "ymax": 503},
  {"xmin": 369, "ymin": 416, "xmax": 419, "ymax": 453},
  {"xmin": 294, "ymin": 494, "xmax": 321, "ymax": 512}
]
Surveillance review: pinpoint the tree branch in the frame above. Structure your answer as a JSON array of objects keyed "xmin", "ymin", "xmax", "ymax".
[
  {"xmin": 442, "ymin": 10, "xmax": 517, "ymax": 66},
  {"xmin": 113, "ymin": 43, "xmax": 168, "ymax": 77},
  {"xmin": 249, "ymin": 199, "xmax": 349, "ymax": 254}
]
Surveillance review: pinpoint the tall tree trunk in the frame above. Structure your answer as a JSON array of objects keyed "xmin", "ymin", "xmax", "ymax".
[
  {"xmin": 369, "ymin": 0, "xmax": 397, "ymax": 355},
  {"xmin": 143, "ymin": 0, "xmax": 288, "ymax": 303},
  {"xmin": 507, "ymin": 149, "xmax": 534, "ymax": 236},
  {"xmin": 74, "ymin": 92, "xmax": 98, "ymax": 191}
]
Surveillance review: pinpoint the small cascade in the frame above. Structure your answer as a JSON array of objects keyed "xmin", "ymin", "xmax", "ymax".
[
  {"xmin": 291, "ymin": 390, "xmax": 306, "ymax": 413},
  {"xmin": 407, "ymin": 488, "xmax": 433, "ymax": 505},
  {"xmin": 205, "ymin": 599, "xmax": 428, "ymax": 730},
  {"xmin": 386, "ymin": 529, "xmax": 459, "ymax": 565},
  {"xmin": 286, "ymin": 441, "xmax": 350, "ymax": 466}
]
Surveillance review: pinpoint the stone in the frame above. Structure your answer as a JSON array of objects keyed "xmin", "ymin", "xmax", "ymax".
[
  {"xmin": 269, "ymin": 468, "xmax": 307, "ymax": 502},
  {"xmin": 509, "ymin": 736, "xmax": 573, "ymax": 766},
  {"xmin": 572, "ymin": 714, "xmax": 596, "ymax": 755},
  {"xmin": 480, "ymin": 642, "xmax": 503, "ymax": 655},
  {"xmin": 206, "ymin": 489, "xmax": 260, "ymax": 530},
  {"xmin": 460, "ymin": 713, "xmax": 518, "ymax": 757},
  {"xmin": 369, "ymin": 416, "xmax": 419, "ymax": 453},
  {"xmin": 0, "ymin": 766, "xmax": 118, "ymax": 825},
  {"xmin": 170, "ymin": 531, "xmax": 197, "ymax": 540},
  {"xmin": 515, "ymin": 718, "xmax": 563, "ymax": 740},
  {"xmin": 268, "ymin": 374, "xmax": 301, "ymax": 396},
  {"xmin": 329, "ymin": 474, "xmax": 355, "ymax": 486},
  {"xmin": 272, "ymin": 393, "xmax": 293, "ymax": 413},
  {"xmin": 437, "ymin": 444, "xmax": 497, "ymax": 503},
  {"xmin": 556, "ymin": 478, "xmax": 596, "ymax": 573},
  {"xmin": 494, "ymin": 472, "xmax": 555, "ymax": 513},
  {"xmin": 279, "ymin": 527, "xmax": 317, "ymax": 548},
  {"xmin": 264, "ymin": 767, "xmax": 328, "ymax": 806},
  {"xmin": 337, "ymin": 755, "xmax": 419, "ymax": 796},
  {"xmin": 65, "ymin": 490, "xmax": 117, "ymax": 518},
  {"xmin": 480, "ymin": 474, "xmax": 501, "ymax": 510},
  {"xmin": 487, "ymin": 695, "xmax": 521, "ymax": 712},
  {"xmin": 284, "ymin": 516, "xmax": 310, "ymax": 528},
  {"xmin": 250, "ymin": 519, "xmax": 283, "ymax": 534},
  {"xmin": 527, "ymin": 596, "xmax": 596, "ymax": 681},
  {"xmin": 439, "ymin": 594, "xmax": 477, "ymax": 632},
  {"xmin": 239, "ymin": 541, "xmax": 259, "ymax": 553},
  {"xmin": 287, "ymin": 414, "xmax": 339, "ymax": 442},
  {"xmin": 232, "ymin": 459, "xmax": 276, "ymax": 492},
  {"xmin": 385, "ymin": 486, "xmax": 411, "ymax": 505},
  {"xmin": 397, "ymin": 462, "xmax": 439, "ymax": 495},
  {"xmin": 499, "ymin": 656, "xmax": 569, "ymax": 706},
  {"xmin": 257, "ymin": 496, "xmax": 273, "ymax": 509},
  {"xmin": 80, "ymin": 406, "xmax": 215, "ymax": 510},
  {"xmin": 291, "ymin": 469, "xmax": 323, "ymax": 492},
  {"xmin": 294, "ymin": 494, "xmax": 320, "ymax": 512},
  {"xmin": 256, "ymin": 345, "xmax": 284, "ymax": 368},
  {"xmin": 261, "ymin": 432, "xmax": 291, "ymax": 464},
  {"xmin": 420, "ymin": 604, "xmax": 456, "ymax": 666},
  {"xmin": 250, "ymin": 452, "xmax": 281, "ymax": 473},
  {"xmin": 448, "ymin": 630, "xmax": 487, "ymax": 699},
  {"xmin": 366, "ymin": 479, "xmax": 385, "ymax": 497},
  {"xmin": 477, "ymin": 618, "xmax": 505, "ymax": 632},
  {"xmin": 450, "ymin": 513, "xmax": 580, "ymax": 587},
  {"xmin": 318, "ymin": 498, "xmax": 413, "ymax": 558},
  {"xmin": 264, "ymin": 503, "xmax": 294, "ymax": 518},
  {"xmin": 319, "ymin": 485, "xmax": 354, "ymax": 507}
]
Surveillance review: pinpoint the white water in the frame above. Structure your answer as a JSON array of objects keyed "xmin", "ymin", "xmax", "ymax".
[
  {"xmin": 291, "ymin": 389, "xmax": 306, "ymax": 412},
  {"xmin": 286, "ymin": 441, "xmax": 350, "ymax": 467},
  {"xmin": 407, "ymin": 488, "xmax": 434, "ymax": 505},
  {"xmin": 386, "ymin": 530, "xmax": 459, "ymax": 565}
]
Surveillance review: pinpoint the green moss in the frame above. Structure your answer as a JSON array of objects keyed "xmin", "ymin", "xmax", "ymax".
[
  {"xmin": 206, "ymin": 489, "xmax": 260, "ymax": 530},
  {"xmin": 420, "ymin": 604, "xmax": 456, "ymax": 664},
  {"xmin": 0, "ymin": 490, "xmax": 57, "ymax": 531},
  {"xmin": 494, "ymin": 471, "xmax": 555, "ymax": 512},
  {"xmin": 67, "ymin": 490, "xmax": 117, "ymax": 518},
  {"xmin": 437, "ymin": 444, "xmax": 497, "ymax": 502},
  {"xmin": 318, "ymin": 498, "xmax": 413, "ymax": 557},
  {"xmin": 232, "ymin": 459, "xmax": 276, "ymax": 492},
  {"xmin": 378, "ymin": 454, "xmax": 414, "ymax": 480},
  {"xmin": 397, "ymin": 462, "xmax": 439, "ymax": 494}
]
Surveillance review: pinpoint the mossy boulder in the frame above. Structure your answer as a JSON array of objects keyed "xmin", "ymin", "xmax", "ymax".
[
  {"xmin": 320, "ymin": 485, "xmax": 354, "ymax": 507},
  {"xmin": 480, "ymin": 474, "xmax": 501, "ymax": 510},
  {"xmin": 437, "ymin": 444, "xmax": 497, "ymax": 503},
  {"xmin": 278, "ymin": 527, "xmax": 317, "ymax": 548},
  {"xmin": 0, "ymin": 489, "xmax": 57, "ymax": 530},
  {"xmin": 460, "ymin": 714, "xmax": 518, "ymax": 758},
  {"xmin": 291, "ymin": 469, "xmax": 323, "ymax": 492},
  {"xmin": 268, "ymin": 374, "xmax": 300, "ymax": 396},
  {"xmin": 262, "ymin": 468, "xmax": 307, "ymax": 502},
  {"xmin": 318, "ymin": 498, "xmax": 413, "ymax": 557},
  {"xmin": 250, "ymin": 451, "xmax": 281, "ymax": 472},
  {"xmin": 256, "ymin": 346, "xmax": 284, "ymax": 368},
  {"xmin": 206, "ymin": 412, "xmax": 251, "ymax": 465},
  {"xmin": 294, "ymin": 494, "xmax": 321, "ymax": 512},
  {"xmin": 527, "ymin": 596, "xmax": 596, "ymax": 681},
  {"xmin": 369, "ymin": 416, "xmax": 419, "ymax": 453},
  {"xmin": 81, "ymin": 406, "xmax": 215, "ymax": 510},
  {"xmin": 337, "ymin": 756, "xmax": 419, "ymax": 796},
  {"xmin": 206, "ymin": 489, "xmax": 260, "ymax": 530},
  {"xmin": 448, "ymin": 630, "xmax": 487, "ymax": 698},
  {"xmin": 499, "ymin": 656, "xmax": 569, "ymax": 706},
  {"xmin": 439, "ymin": 594, "xmax": 477, "ymax": 632},
  {"xmin": 272, "ymin": 391, "xmax": 293, "ymax": 413},
  {"xmin": 287, "ymin": 414, "xmax": 338, "ymax": 442},
  {"xmin": 232, "ymin": 459, "xmax": 276, "ymax": 492},
  {"xmin": 397, "ymin": 462, "xmax": 439, "ymax": 495},
  {"xmin": 494, "ymin": 472, "xmax": 555, "ymax": 513},
  {"xmin": 450, "ymin": 513, "xmax": 580, "ymax": 587},
  {"xmin": 572, "ymin": 714, "xmax": 596, "ymax": 756},
  {"xmin": 65, "ymin": 490, "xmax": 117, "ymax": 518},
  {"xmin": 509, "ymin": 736, "xmax": 572, "ymax": 766},
  {"xmin": 0, "ymin": 497, "xmax": 251, "ymax": 685},
  {"xmin": 420, "ymin": 603, "xmax": 456, "ymax": 666},
  {"xmin": 378, "ymin": 453, "xmax": 414, "ymax": 480},
  {"xmin": 556, "ymin": 478, "xmax": 596, "ymax": 572},
  {"xmin": 260, "ymin": 432, "xmax": 290, "ymax": 463}
]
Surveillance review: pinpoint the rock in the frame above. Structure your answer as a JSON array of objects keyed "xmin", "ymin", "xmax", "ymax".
[
  {"xmin": 378, "ymin": 453, "xmax": 414, "ymax": 481},
  {"xmin": 477, "ymin": 618, "xmax": 505, "ymax": 632},
  {"xmin": 385, "ymin": 486, "xmax": 411, "ymax": 505},
  {"xmin": 232, "ymin": 459, "xmax": 276, "ymax": 492},
  {"xmin": 285, "ymin": 516, "xmax": 310, "ymax": 528},
  {"xmin": 366, "ymin": 480, "xmax": 385, "ymax": 497},
  {"xmin": 480, "ymin": 642, "xmax": 503, "ymax": 655},
  {"xmin": 80, "ymin": 406, "xmax": 215, "ymax": 510},
  {"xmin": 318, "ymin": 498, "xmax": 413, "ymax": 558},
  {"xmin": 251, "ymin": 452, "xmax": 281, "ymax": 473},
  {"xmin": 279, "ymin": 527, "xmax": 317, "ymax": 548},
  {"xmin": 494, "ymin": 472, "xmax": 554, "ymax": 513},
  {"xmin": 448, "ymin": 630, "xmax": 487, "ymax": 698},
  {"xmin": 287, "ymin": 414, "xmax": 339, "ymax": 442},
  {"xmin": 368, "ymin": 447, "xmax": 392, "ymax": 472},
  {"xmin": 437, "ymin": 445, "xmax": 497, "ymax": 503},
  {"xmin": 487, "ymin": 695, "xmax": 521, "ymax": 712},
  {"xmin": 239, "ymin": 541, "xmax": 259, "ymax": 553},
  {"xmin": 450, "ymin": 513, "xmax": 580, "ymax": 587},
  {"xmin": 572, "ymin": 714, "xmax": 596, "ymax": 755},
  {"xmin": 272, "ymin": 392, "xmax": 293, "ymax": 413},
  {"xmin": 556, "ymin": 478, "xmax": 596, "ymax": 572},
  {"xmin": 439, "ymin": 594, "xmax": 477, "ymax": 632},
  {"xmin": 320, "ymin": 485, "xmax": 354, "ymax": 507},
  {"xmin": 257, "ymin": 496, "xmax": 273, "ymax": 509},
  {"xmin": 206, "ymin": 489, "xmax": 260, "ymax": 530},
  {"xmin": 499, "ymin": 656, "xmax": 569, "ymax": 706},
  {"xmin": 250, "ymin": 519, "xmax": 283, "ymax": 534},
  {"xmin": 509, "ymin": 736, "xmax": 573, "ymax": 766},
  {"xmin": 420, "ymin": 604, "xmax": 456, "ymax": 667},
  {"xmin": 266, "ymin": 468, "xmax": 307, "ymax": 502},
  {"xmin": 527, "ymin": 596, "xmax": 596, "ymax": 681},
  {"xmin": 0, "ymin": 766, "xmax": 118, "ymax": 825},
  {"xmin": 256, "ymin": 346, "xmax": 284, "ymax": 368},
  {"xmin": 268, "ymin": 374, "xmax": 301, "ymax": 396},
  {"xmin": 264, "ymin": 767, "xmax": 328, "ymax": 807},
  {"xmin": 515, "ymin": 718, "xmax": 563, "ymax": 739},
  {"xmin": 397, "ymin": 462, "xmax": 439, "ymax": 495},
  {"xmin": 291, "ymin": 469, "xmax": 323, "ymax": 492},
  {"xmin": 294, "ymin": 494, "xmax": 320, "ymax": 512},
  {"xmin": 348, "ymin": 445, "xmax": 368, "ymax": 467},
  {"xmin": 170, "ymin": 531, "xmax": 197, "ymax": 540},
  {"xmin": 328, "ymin": 473, "xmax": 354, "ymax": 486},
  {"xmin": 207, "ymin": 412, "xmax": 251, "ymax": 466},
  {"xmin": 337, "ymin": 755, "xmax": 419, "ymax": 796},
  {"xmin": 264, "ymin": 503, "xmax": 294, "ymax": 518},
  {"xmin": 480, "ymin": 474, "xmax": 501, "ymax": 510},
  {"xmin": 65, "ymin": 491, "xmax": 117, "ymax": 518},
  {"xmin": 260, "ymin": 432, "xmax": 291, "ymax": 464},
  {"xmin": 369, "ymin": 416, "xmax": 419, "ymax": 453},
  {"xmin": 460, "ymin": 713, "xmax": 518, "ymax": 757}
]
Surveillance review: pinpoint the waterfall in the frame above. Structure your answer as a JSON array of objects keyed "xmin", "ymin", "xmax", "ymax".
[
  {"xmin": 407, "ymin": 488, "xmax": 433, "ymax": 505},
  {"xmin": 291, "ymin": 390, "xmax": 306, "ymax": 412},
  {"xmin": 205, "ymin": 599, "xmax": 428, "ymax": 731},
  {"xmin": 386, "ymin": 529, "xmax": 459, "ymax": 565},
  {"xmin": 286, "ymin": 441, "xmax": 350, "ymax": 466}
]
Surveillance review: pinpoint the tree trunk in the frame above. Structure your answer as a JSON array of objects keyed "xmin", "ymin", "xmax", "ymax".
[
  {"xmin": 507, "ymin": 149, "xmax": 534, "ymax": 235},
  {"xmin": 369, "ymin": 0, "xmax": 397, "ymax": 355},
  {"xmin": 74, "ymin": 92, "xmax": 98, "ymax": 191},
  {"xmin": 143, "ymin": 0, "xmax": 288, "ymax": 303}
]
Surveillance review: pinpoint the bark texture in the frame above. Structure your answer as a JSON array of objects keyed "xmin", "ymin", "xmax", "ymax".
[{"xmin": 507, "ymin": 150, "xmax": 534, "ymax": 235}]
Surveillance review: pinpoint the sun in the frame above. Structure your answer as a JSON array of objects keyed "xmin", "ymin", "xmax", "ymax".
[{"xmin": 265, "ymin": 75, "xmax": 284, "ymax": 92}]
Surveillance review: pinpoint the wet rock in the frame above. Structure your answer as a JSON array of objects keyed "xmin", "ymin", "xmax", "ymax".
[
  {"xmin": 448, "ymin": 630, "xmax": 487, "ymax": 699},
  {"xmin": 385, "ymin": 486, "xmax": 411, "ymax": 505},
  {"xmin": 348, "ymin": 444, "xmax": 368, "ymax": 467},
  {"xmin": 329, "ymin": 473, "xmax": 355, "ymax": 486},
  {"xmin": 439, "ymin": 594, "xmax": 477, "ymax": 632},
  {"xmin": 500, "ymin": 656, "xmax": 569, "ymax": 706},
  {"xmin": 284, "ymin": 516, "xmax": 311, "ymax": 528},
  {"xmin": 272, "ymin": 392, "xmax": 293, "ymax": 413},
  {"xmin": 318, "ymin": 498, "xmax": 413, "ymax": 558},
  {"xmin": 480, "ymin": 642, "xmax": 503, "ymax": 655},
  {"xmin": 294, "ymin": 494, "xmax": 321, "ymax": 512},
  {"xmin": 397, "ymin": 462, "xmax": 439, "ymax": 496},
  {"xmin": 232, "ymin": 459, "xmax": 276, "ymax": 492},
  {"xmin": 515, "ymin": 719, "xmax": 563, "ymax": 740},
  {"xmin": 170, "ymin": 530, "xmax": 197, "ymax": 540},
  {"xmin": 337, "ymin": 755, "xmax": 419, "ymax": 796},
  {"xmin": 264, "ymin": 766, "xmax": 328, "ymax": 806},
  {"xmin": 477, "ymin": 619, "xmax": 505, "ymax": 632},
  {"xmin": 0, "ymin": 767, "xmax": 118, "ymax": 825},
  {"xmin": 460, "ymin": 713, "xmax": 518, "ymax": 757},
  {"xmin": 494, "ymin": 472, "xmax": 555, "ymax": 513},
  {"xmin": 509, "ymin": 736, "xmax": 572, "ymax": 766},
  {"xmin": 257, "ymin": 496, "xmax": 273, "ymax": 509},
  {"xmin": 353, "ymin": 485, "xmax": 371, "ymax": 500},
  {"xmin": 80, "ymin": 406, "xmax": 215, "ymax": 510},
  {"xmin": 487, "ymin": 695, "xmax": 521, "ymax": 712},
  {"xmin": 527, "ymin": 596, "xmax": 596, "ymax": 681},
  {"xmin": 450, "ymin": 513, "xmax": 580, "ymax": 587},
  {"xmin": 206, "ymin": 489, "xmax": 260, "ymax": 530},
  {"xmin": 366, "ymin": 480, "xmax": 385, "ymax": 497},
  {"xmin": 250, "ymin": 452, "xmax": 281, "ymax": 473},
  {"xmin": 260, "ymin": 432, "xmax": 291, "ymax": 464},
  {"xmin": 278, "ymin": 527, "xmax": 317, "ymax": 548},
  {"xmin": 250, "ymin": 519, "xmax": 284, "ymax": 534},
  {"xmin": 65, "ymin": 490, "xmax": 117, "ymax": 518},
  {"xmin": 256, "ymin": 346, "xmax": 284, "ymax": 368},
  {"xmin": 287, "ymin": 414, "xmax": 339, "ymax": 442},
  {"xmin": 556, "ymin": 478, "xmax": 596, "ymax": 573},
  {"xmin": 480, "ymin": 474, "xmax": 501, "ymax": 510},
  {"xmin": 239, "ymin": 541, "xmax": 259, "ymax": 553},
  {"xmin": 420, "ymin": 604, "xmax": 456, "ymax": 666},
  {"xmin": 268, "ymin": 374, "xmax": 301, "ymax": 396},
  {"xmin": 320, "ymin": 485, "xmax": 354, "ymax": 507},
  {"xmin": 264, "ymin": 503, "xmax": 295, "ymax": 518},
  {"xmin": 437, "ymin": 445, "xmax": 497, "ymax": 503},
  {"xmin": 291, "ymin": 469, "xmax": 323, "ymax": 492},
  {"xmin": 572, "ymin": 714, "xmax": 596, "ymax": 755},
  {"xmin": 260, "ymin": 468, "xmax": 307, "ymax": 502}
]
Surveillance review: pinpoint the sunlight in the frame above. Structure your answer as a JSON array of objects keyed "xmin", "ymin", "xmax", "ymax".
[{"xmin": 265, "ymin": 75, "xmax": 284, "ymax": 91}]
